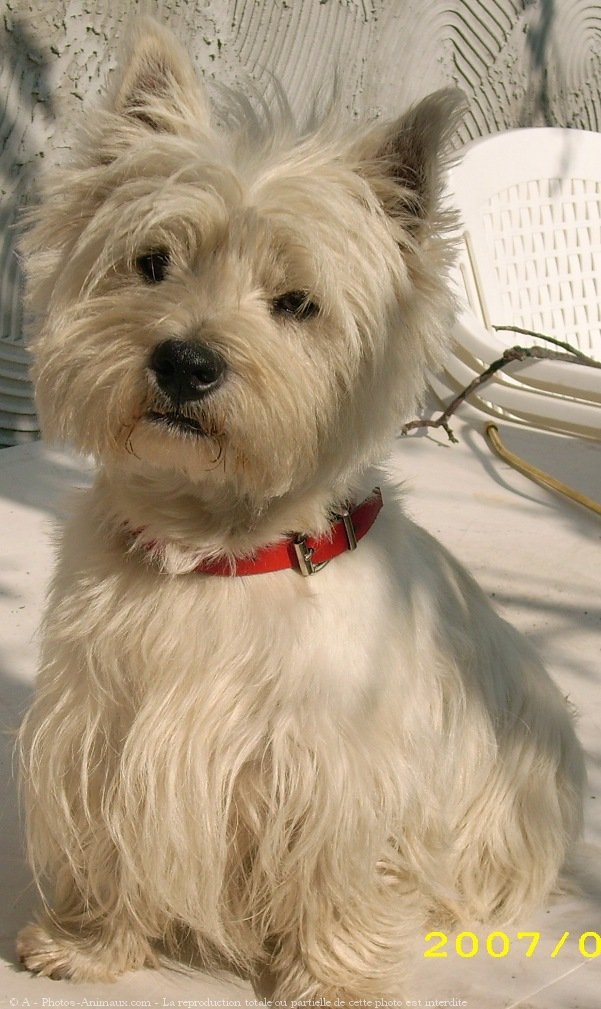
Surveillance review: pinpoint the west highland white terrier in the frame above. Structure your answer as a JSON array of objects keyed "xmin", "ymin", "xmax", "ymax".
[{"xmin": 17, "ymin": 18, "xmax": 584, "ymax": 1002}]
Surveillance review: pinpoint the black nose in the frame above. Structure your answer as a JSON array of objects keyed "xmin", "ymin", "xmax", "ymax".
[{"xmin": 149, "ymin": 339, "xmax": 227, "ymax": 403}]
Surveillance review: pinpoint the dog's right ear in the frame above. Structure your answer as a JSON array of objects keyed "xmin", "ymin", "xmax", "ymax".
[{"xmin": 107, "ymin": 17, "xmax": 210, "ymax": 134}]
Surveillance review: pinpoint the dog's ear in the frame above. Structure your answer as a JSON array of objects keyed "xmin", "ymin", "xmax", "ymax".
[
  {"xmin": 108, "ymin": 17, "xmax": 210, "ymax": 133},
  {"xmin": 354, "ymin": 89, "xmax": 466, "ymax": 232}
]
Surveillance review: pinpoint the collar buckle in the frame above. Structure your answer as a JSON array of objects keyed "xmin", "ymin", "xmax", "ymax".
[
  {"xmin": 293, "ymin": 537, "xmax": 331, "ymax": 576},
  {"xmin": 293, "ymin": 504, "xmax": 358, "ymax": 576}
]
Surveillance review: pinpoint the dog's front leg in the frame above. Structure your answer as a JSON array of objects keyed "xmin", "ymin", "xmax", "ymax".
[{"xmin": 17, "ymin": 617, "xmax": 159, "ymax": 982}]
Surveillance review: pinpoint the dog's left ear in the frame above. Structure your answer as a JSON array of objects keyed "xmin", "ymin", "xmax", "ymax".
[
  {"xmin": 108, "ymin": 17, "xmax": 210, "ymax": 133},
  {"xmin": 354, "ymin": 89, "xmax": 466, "ymax": 233}
]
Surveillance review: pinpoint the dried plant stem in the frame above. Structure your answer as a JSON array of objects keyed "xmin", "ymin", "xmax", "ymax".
[
  {"xmin": 401, "ymin": 333, "xmax": 600, "ymax": 444},
  {"xmin": 492, "ymin": 325, "xmax": 592, "ymax": 359}
]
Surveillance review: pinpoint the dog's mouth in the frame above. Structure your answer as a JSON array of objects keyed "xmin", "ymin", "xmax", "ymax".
[{"xmin": 146, "ymin": 410, "xmax": 207, "ymax": 436}]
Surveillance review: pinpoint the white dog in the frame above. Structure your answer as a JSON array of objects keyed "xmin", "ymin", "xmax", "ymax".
[{"xmin": 17, "ymin": 18, "xmax": 584, "ymax": 1002}]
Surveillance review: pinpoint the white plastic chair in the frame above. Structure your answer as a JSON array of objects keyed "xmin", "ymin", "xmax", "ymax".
[
  {"xmin": 434, "ymin": 128, "xmax": 601, "ymax": 439},
  {"xmin": 0, "ymin": 340, "xmax": 38, "ymax": 447}
]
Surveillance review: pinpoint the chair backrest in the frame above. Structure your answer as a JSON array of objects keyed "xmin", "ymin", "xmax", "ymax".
[{"xmin": 448, "ymin": 128, "xmax": 601, "ymax": 358}]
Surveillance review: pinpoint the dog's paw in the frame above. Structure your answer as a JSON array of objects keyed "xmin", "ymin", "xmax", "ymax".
[
  {"xmin": 17, "ymin": 923, "xmax": 107, "ymax": 981},
  {"xmin": 17, "ymin": 922, "xmax": 156, "ymax": 982}
]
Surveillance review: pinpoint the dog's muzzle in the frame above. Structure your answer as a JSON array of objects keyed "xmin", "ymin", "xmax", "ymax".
[{"xmin": 149, "ymin": 339, "xmax": 227, "ymax": 404}]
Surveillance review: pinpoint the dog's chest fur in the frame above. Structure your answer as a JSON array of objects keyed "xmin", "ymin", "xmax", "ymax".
[{"xmin": 56, "ymin": 478, "xmax": 429, "ymax": 734}]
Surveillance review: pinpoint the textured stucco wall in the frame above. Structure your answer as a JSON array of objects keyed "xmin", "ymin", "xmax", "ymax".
[{"xmin": 1, "ymin": 0, "xmax": 601, "ymax": 443}]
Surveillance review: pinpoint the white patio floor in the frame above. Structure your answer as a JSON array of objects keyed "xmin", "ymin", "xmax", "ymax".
[{"xmin": 1, "ymin": 412, "xmax": 599, "ymax": 1008}]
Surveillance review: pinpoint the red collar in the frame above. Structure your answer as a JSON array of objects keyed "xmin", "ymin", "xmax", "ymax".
[{"xmin": 132, "ymin": 487, "xmax": 383, "ymax": 577}]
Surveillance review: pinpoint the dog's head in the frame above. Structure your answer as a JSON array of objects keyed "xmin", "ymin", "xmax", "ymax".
[{"xmin": 23, "ymin": 19, "xmax": 462, "ymax": 503}]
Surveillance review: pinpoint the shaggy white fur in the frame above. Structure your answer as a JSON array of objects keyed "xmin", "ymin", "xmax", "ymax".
[{"xmin": 17, "ymin": 17, "xmax": 584, "ymax": 1002}]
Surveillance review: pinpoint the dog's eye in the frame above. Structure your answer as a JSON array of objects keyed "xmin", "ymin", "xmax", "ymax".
[
  {"xmin": 136, "ymin": 249, "xmax": 170, "ymax": 284},
  {"xmin": 272, "ymin": 291, "xmax": 319, "ymax": 321}
]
